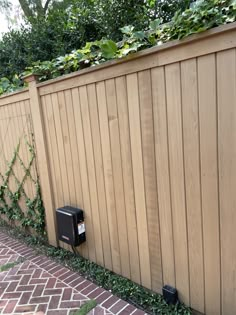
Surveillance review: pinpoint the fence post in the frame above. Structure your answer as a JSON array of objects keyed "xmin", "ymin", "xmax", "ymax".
[{"xmin": 23, "ymin": 74, "xmax": 58, "ymax": 247}]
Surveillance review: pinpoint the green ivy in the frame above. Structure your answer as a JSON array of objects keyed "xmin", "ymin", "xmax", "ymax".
[
  {"xmin": 0, "ymin": 0, "xmax": 236, "ymax": 95},
  {"xmin": 0, "ymin": 137, "xmax": 45, "ymax": 234}
]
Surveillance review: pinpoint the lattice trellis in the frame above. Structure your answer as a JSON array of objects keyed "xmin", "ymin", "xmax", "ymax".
[{"xmin": 0, "ymin": 115, "xmax": 45, "ymax": 234}]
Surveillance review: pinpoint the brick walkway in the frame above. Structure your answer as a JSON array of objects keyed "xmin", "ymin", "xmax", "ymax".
[{"xmin": 0, "ymin": 231, "xmax": 146, "ymax": 315}]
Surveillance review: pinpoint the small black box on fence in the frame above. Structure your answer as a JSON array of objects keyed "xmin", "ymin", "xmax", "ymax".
[
  {"xmin": 56, "ymin": 206, "xmax": 86, "ymax": 246},
  {"xmin": 162, "ymin": 285, "xmax": 178, "ymax": 304}
]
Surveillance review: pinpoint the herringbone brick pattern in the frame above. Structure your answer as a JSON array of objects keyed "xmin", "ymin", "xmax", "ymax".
[{"xmin": 0, "ymin": 232, "xmax": 146, "ymax": 315}]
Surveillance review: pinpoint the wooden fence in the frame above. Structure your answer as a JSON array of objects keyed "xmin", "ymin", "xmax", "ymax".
[{"xmin": 1, "ymin": 22, "xmax": 236, "ymax": 315}]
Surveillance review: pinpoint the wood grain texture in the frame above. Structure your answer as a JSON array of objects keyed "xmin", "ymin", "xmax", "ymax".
[
  {"xmin": 165, "ymin": 63, "xmax": 189, "ymax": 304},
  {"xmin": 217, "ymin": 49, "xmax": 236, "ymax": 315},
  {"xmin": 181, "ymin": 59, "xmax": 204, "ymax": 313},
  {"xmin": 96, "ymin": 81, "xmax": 121, "ymax": 274},
  {"xmin": 198, "ymin": 54, "xmax": 221, "ymax": 315},
  {"xmin": 126, "ymin": 73, "xmax": 151, "ymax": 288},
  {"xmin": 151, "ymin": 67, "xmax": 175, "ymax": 288},
  {"xmin": 138, "ymin": 70, "xmax": 162, "ymax": 292}
]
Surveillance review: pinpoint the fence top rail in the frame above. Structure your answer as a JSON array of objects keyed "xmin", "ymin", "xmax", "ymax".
[
  {"xmin": 0, "ymin": 88, "xmax": 29, "ymax": 107},
  {"xmin": 37, "ymin": 22, "xmax": 236, "ymax": 96}
]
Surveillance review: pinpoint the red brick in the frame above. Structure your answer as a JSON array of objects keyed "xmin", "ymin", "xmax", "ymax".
[
  {"xmin": 32, "ymin": 269, "xmax": 43, "ymax": 278},
  {"xmin": 95, "ymin": 291, "xmax": 112, "ymax": 304},
  {"xmin": 37, "ymin": 303, "xmax": 48, "ymax": 313},
  {"xmin": 30, "ymin": 296, "xmax": 50, "ymax": 304},
  {"xmin": 56, "ymin": 281, "xmax": 68, "ymax": 288},
  {"xmin": 1, "ymin": 292, "xmax": 21, "ymax": 299},
  {"xmin": 62, "ymin": 287, "xmax": 72, "ymax": 300},
  {"xmin": 54, "ymin": 267, "xmax": 68, "ymax": 278},
  {"xmin": 44, "ymin": 288, "xmax": 62, "ymax": 295},
  {"xmin": 58, "ymin": 270, "xmax": 73, "ymax": 281},
  {"xmin": 19, "ymin": 274, "xmax": 31, "ymax": 285},
  {"xmin": 102, "ymin": 296, "xmax": 120, "ymax": 308},
  {"xmin": 73, "ymin": 293, "xmax": 87, "ymax": 300},
  {"xmin": 47, "ymin": 311, "xmax": 67, "ymax": 315},
  {"xmin": 109, "ymin": 300, "xmax": 128, "ymax": 313},
  {"xmin": 4, "ymin": 275, "xmax": 21, "ymax": 281},
  {"xmin": 14, "ymin": 305, "xmax": 36, "ymax": 313},
  {"xmin": 49, "ymin": 265, "xmax": 64, "ymax": 274},
  {"xmin": 93, "ymin": 306, "xmax": 108, "ymax": 315},
  {"xmin": 0, "ymin": 300, "xmax": 7, "ymax": 307},
  {"xmin": 3, "ymin": 300, "xmax": 17, "ymax": 314},
  {"xmin": 118, "ymin": 304, "xmax": 137, "ymax": 315},
  {"xmin": 8, "ymin": 267, "xmax": 19, "ymax": 276},
  {"xmin": 75, "ymin": 280, "xmax": 92, "ymax": 291},
  {"xmin": 31, "ymin": 256, "xmax": 45, "ymax": 264},
  {"xmin": 16, "ymin": 285, "xmax": 35, "ymax": 291},
  {"xmin": 32, "ymin": 284, "xmax": 45, "ymax": 296},
  {"xmin": 46, "ymin": 277, "xmax": 57, "ymax": 289},
  {"xmin": 0, "ymin": 281, "xmax": 10, "ymax": 289},
  {"xmin": 60, "ymin": 300, "xmax": 81, "ymax": 308},
  {"xmin": 30, "ymin": 278, "xmax": 48, "ymax": 285},
  {"xmin": 17, "ymin": 270, "xmax": 34, "ymax": 275},
  {"xmin": 43, "ymin": 262, "xmax": 58, "ymax": 271},
  {"xmin": 88, "ymin": 287, "xmax": 106, "ymax": 299},
  {"xmin": 63, "ymin": 274, "xmax": 78, "ymax": 284},
  {"xmin": 18, "ymin": 292, "xmax": 32, "ymax": 305},
  {"xmin": 41, "ymin": 272, "xmax": 51, "ymax": 278},
  {"xmin": 48, "ymin": 295, "xmax": 60, "ymax": 309},
  {"xmin": 6, "ymin": 281, "xmax": 18, "ymax": 292},
  {"xmin": 81, "ymin": 283, "xmax": 98, "ymax": 295},
  {"xmin": 20, "ymin": 261, "xmax": 31, "ymax": 269}
]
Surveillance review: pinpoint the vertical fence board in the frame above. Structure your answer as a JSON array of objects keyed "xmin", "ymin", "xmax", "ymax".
[
  {"xmin": 71, "ymin": 87, "xmax": 94, "ymax": 260},
  {"xmin": 87, "ymin": 83, "xmax": 112, "ymax": 270},
  {"xmin": 79, "ymin": 85, "xmax": 104, "ymax": 265},
  {"xmin": 42, "ymin": 95, "xmax": 59, "ymax": 210},
  {"xmin": 181, "ymin": 59, "xmax": 204, "ymax": 313},
  {"xmin": 105, "ymin": 78, "xmax": 130, "ymax": 279},
  {"xmin": 51, "ymin": 92, "xmax": 70, "ymax": 205},
  {"xmin": 198, "ymin": 54, "xmax": 221, "ymax": 315},
  {"xmin": 217, "ymin": 49, "xmax": 236, "ymax": 315},
  {"xmin": 96, "ymin": 81, "xmax": 121, "ymax": 274},
  {"xmin": 64, "ymin": 90, "xmax": 83, "ymax": 209},
  {"xmin": 115, "ymin": 76, "xmax": 141, "ymax": 284},
  {"xmin": 138, "ymin": 70, "xmax": 162, "ymax": 292},
  {"xmin": 126, "ymin": 73, "xmax": 151, "ymax": 289},
  {"xmin": 151, "ymin": 67, "xmax": 175, "ymax": 288},
  {"xmin": 165, "ymin": 63, "xmax": 189, "ymax": 304},
  {"xmin": 44, "ymin": 95, "xmax": 64, "ymax": 208}
]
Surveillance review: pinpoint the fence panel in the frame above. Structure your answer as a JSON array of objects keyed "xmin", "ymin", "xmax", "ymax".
[{"xmin": 1, "ymin": 22, "xmax": 236, "ymax": 315}]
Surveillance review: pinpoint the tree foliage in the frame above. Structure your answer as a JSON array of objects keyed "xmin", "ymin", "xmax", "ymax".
[
  {"xmin": 0, "ymin": 0, "xmax": 194, "ymax": 81},
  {"xmin": 1, "ymin": 0, "xmax": 236, "ymax": 95}
]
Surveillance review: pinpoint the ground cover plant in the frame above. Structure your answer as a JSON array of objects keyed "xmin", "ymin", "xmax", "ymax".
[
  {"xmin": 0, "ymin": 258, "xmax": 24, "ymax": 272},
  {"xmin": 70, "ymin": 300, "xmax": 97, "ymax": 315},
  {"xmin": 0, "ymin": 220, "xmax": 192, "ymax": 315},
  {"xmin": 0, "ymin": 0, "xmax": 235, "ymax": 95}
]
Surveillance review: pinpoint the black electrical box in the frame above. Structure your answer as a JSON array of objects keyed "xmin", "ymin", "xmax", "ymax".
[
  {"xmin": 162, "ymin": 285, "xmax": 178, "ymax": 304},
  {"xmin": 56, "ymin": 206, "xmax": 86, "ymax": 246}
]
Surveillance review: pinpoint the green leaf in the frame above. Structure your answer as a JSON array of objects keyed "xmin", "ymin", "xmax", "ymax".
[
  {"xmin": 149, "ymin": 19, "xmax": 161, "ymax": 31},
  {"xmin": 120, "ymin": 25, "xmax": 134, "ymax": 35},
  {"xmin": 132, "ymin": 31, "xmax": 146, "ymax": 40},
  {"xmin": 100, "ymin": 40, "xmax": 117, "ymax": 59}
]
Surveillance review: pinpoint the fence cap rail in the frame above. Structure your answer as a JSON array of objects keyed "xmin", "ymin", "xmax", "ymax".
[
  {"xmin": 0, "ymin": 88, "xmax": 30, "ymax": 106},
  {"xmin": 37, "ymin": 21, "xmax": 236, "ymax": 93}
]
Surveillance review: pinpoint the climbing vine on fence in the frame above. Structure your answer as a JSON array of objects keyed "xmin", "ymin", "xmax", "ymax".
[{"xmin": 0, "ymin": 137, "xmax": 45, "ymax": 234}]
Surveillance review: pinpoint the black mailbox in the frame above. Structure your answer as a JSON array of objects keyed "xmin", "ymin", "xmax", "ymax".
[{"xmin": 56, "ymin": 206, "xmax": 86, "ymax": 246}]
